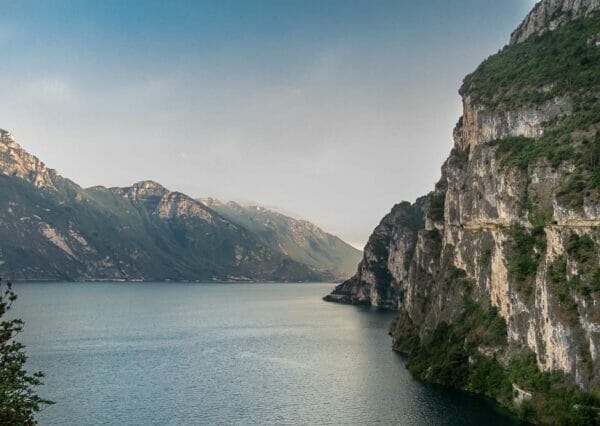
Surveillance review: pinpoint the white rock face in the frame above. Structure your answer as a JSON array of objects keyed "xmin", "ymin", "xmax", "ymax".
[
  {"xmin": 457, "ymin": 95, "xmax": 572, "ymax": 150},
  {"xmin": 510, "ymin": 0, "xmax": 600, "ymax": 44},
  {"xmin": 0, "ymin": 129, "xmax": 59, "ymax": 189},
  {"xmin": 157, "ymin": 193, "xmax": 214, "ymax": 222},
  {"xmin": 40, "ymin": 223, "xmax": 76, "ymax": 258}
]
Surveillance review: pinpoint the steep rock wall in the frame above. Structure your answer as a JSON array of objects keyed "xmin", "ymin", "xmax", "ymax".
[
  {"xmin": 325, "ymin": 0, "xmax": 600, "ymax": 391},
  {"xmin": 324, "ymin": 200, "xmax": 425, "ymax": 308},
  {"xmin": 510, "ymin": 0, "xmax": 600, "ymax": 44}
]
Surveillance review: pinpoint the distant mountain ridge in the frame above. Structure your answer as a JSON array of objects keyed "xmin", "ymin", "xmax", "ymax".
[
  {"xmin": 0, "ymin": 129, "xmax": 360, "ymax": 282},
  {"xmin": 201, "ymin": 198, "xmax": 361, "ymax": 280}
]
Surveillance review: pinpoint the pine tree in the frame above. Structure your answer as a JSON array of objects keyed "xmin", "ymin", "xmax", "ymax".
[{"xmin": 0, "ymin": 278, "xmax": 52, "ymax": 424}]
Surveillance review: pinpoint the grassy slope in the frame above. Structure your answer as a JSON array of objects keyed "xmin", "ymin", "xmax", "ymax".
[
  {"xmin": 463, "ymin": 14, "xmax": 600, "ymax": 109},
  {"xmin": 0, "ymin": 176, "xmax": 329, "ymax": 281},
  {"xmin": 203, "ymin": 202, "xmax": 362, "ymax": 281}
]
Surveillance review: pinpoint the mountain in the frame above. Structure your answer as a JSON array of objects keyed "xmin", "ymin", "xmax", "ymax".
[
  {"xmin": 325, "ymin": 0, "xmax": 600, "ymax": 422},
  {"xmin": 201, "ymin": 198, "xmax": 361, "ymax": 280},
  {"xmin": 0, "ymin": 130, "xmax": 359, "ymax": 282}
]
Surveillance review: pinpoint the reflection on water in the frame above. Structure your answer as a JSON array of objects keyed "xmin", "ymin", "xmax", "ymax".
[{"xmin": 13, "ymin": 282, "xmax": 517, "ymax": 425}]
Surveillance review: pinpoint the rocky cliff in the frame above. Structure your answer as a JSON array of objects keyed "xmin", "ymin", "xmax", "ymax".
[
  {"xmin": 0, "ymin": 132, "xmax": 359, "ymax": 282},
  {"xmin": 510, "ymin": 0, "xmax": 600, "ymax": 44},
  {"xmin": 325, "ymin": 1, "xmax": 600, "ymax": 422},
  {"xmin": 323, "ymin": 199, "xmax": 426, "ymax": 308}
]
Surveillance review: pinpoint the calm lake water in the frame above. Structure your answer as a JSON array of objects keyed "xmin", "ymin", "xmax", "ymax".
[{"xmin": 12, "ymin": 282, "xmax": 517, "ymax": 425}]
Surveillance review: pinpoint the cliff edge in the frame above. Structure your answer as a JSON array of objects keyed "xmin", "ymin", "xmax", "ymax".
[{"xmin": 325, "ymin": 0, "xmax": 600, "ymax": 422}]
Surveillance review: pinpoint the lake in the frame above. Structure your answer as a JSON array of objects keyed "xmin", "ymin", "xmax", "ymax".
[{"xmin": 12, "ymin": 282, "xmax": 516, "ymax": 425}]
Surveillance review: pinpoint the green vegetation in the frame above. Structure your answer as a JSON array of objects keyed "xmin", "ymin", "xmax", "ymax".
[
  {"xmin": 428, "ymin": 192, "xmax": 446, "ymax": 222},
  {"xmin": 507, "ymin": 223, "xmax": 546, "ymax": 298},
  {"xmin": 566, "ymin": 234, "xmax": 596, "ymax": 263},
  {"xmin": 557, "ymin": 234, "xmax": 600, "ymax": 298},
  {"xmin": 489, "ymin": 128, "xmax": 599, "ymax": 208},
  {"xmin": 506, "ymin": 352, "xmax": 600, "ymax": 425},
  {"xmin": 548, "ymin": 257, "xmax": 568, "ymax": 284},
  {"xmin": 396, "ymin": 296, "xmax": 600, "ymax": 424},
  {"xmin": 480, "ymin": 248, "xmax": 492, "ymax": 268},
  {"xmin": 507, "ymin": 231, "xmax": 597, "ymax": 323},
  {"xmin": 392, "ymin": 12, "xmax": 600, "ymax": 426},
  {"xmin": 525, "ymin": 232, "xmax": 600, "ymax": 316},
  {"xmin": 442, "ymin": 266, "xmax": 474, "ymax": 293},
  {"xmin": 424, "ymin": 229, "xmax": 443, "ymax": 259},
  {"xmin": 478, "ymin": 16, "xmax": 600, "ymax": 207},
  {"xmin": 450, "ymin": 146, "xmax": 470, "ymax": 170},
  {"xmin": 463, "ymin": 15, "xmax": 600, "ymax": 109},
  {"xmin": 592, "ymin": 267, "xmax": 600, "ymax": 293},
  {"xmin": 0, "ymin": 278, "xmax": 52, "ymax": 424},
  {"xmin": 396, "ymin": 301, "xmax": 508, "ymax": 392},
  {"xmin": 548, "ymin": 258, "xmax": 580, "ymax": 326},
  {"xmin": 557, "ymin": 173, "xmax": 589, "ymax": 209},
  {"xmin": 392, "ymin": 201, "xmax": 425, "ymax": 232},
  {"xmin": 528, "ymin": 208, "xmax": 554, "ymax": 228},
  {"xmin": 206, "ymin": 200, "xmax": 363, "ymax": 280}
]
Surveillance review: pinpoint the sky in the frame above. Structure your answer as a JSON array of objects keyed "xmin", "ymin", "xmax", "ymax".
[{"xmin": 0, "ymin": 0, "xmax": 537, "ymax": 249}]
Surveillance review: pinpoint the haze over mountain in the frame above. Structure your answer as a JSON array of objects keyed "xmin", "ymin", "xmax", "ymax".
[
  {"xmin": 202, "ymin": 198, "xmax": 361, "ymax": 279},
  {"xmin": 0, "ymin": 130, "xmax": 361, "ymax": 282},
  {"xmin": 0, "ymin": 0, "xmax": 538, "ymax": 248}
]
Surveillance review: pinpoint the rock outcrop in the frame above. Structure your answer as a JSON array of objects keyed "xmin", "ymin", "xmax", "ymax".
[
  {"xmin": 510, "ymin": 0, "xmax": 600, "ymax": 44},
  {"xmin": 324, "ymin": 200, "xmax": 425, "ymax": 308},
  {"xmin": 0, "ymin": 130, "xmax": 66, "ymax": 190},
  {"xmin": 325, "ymin": 0, "xmax": 600, "ymax": 405}
]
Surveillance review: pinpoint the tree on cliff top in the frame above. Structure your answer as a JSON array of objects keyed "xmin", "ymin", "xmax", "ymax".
[{"xmin": 0, "ymin": 278, "xmax": 52, "ymax": 424}]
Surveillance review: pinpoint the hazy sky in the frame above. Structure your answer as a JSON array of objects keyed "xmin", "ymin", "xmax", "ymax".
[{"xmin": 0, "ymin": 0, "xmax": 536, "ymax": 248}]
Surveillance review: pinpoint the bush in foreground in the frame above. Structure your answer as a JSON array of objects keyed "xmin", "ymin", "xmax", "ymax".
[{"xmin": 0, "ymin": 278, "xmax": 52, "ymax": 424}]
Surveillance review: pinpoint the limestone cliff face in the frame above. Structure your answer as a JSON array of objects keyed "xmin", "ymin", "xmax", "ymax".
[
  {"xmin": 326, "ymin": 0, "xmax": 600, "ymax": 390},
  {"xmin": 117, "ymin": 181, "xmax": 215, "ymax": 222},
  {"xmin": 456, "ymin": 95, "xmax": 572, "ymax": 150},
  {"xmin": 436, "ymin": 107, "xmax": 600, "ymax": 390},
  {"xmin": 324, "ymin": 200, "xmax": 425, "ymax": 308},
  {"xmin": 510, "ymin": 0, "xmax": 600, "ymax": 44},
  {"xmin": 0, "ymin": 130, "xmax": 68, "ymax": 191}
]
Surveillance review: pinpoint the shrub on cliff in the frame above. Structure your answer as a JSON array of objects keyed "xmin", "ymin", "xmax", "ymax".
[
  {"xmin": 397, "ymin": 299, "xmax": 600, "ymax": 424},
  {"xmin": 508, "ymin": 223, "xmax": 546, "ymax": 299},
  {"xmin": 0, "ymin": 278, "xmax": 52, "ymax": 424},
  {"xmin": 463, "ymin": 14, "xmax": 600, "ymax": 109},
  {"xmin": 398, "ymin": 299, "xmax": 510, "ymax": 398},
  {"xmin": 566, "ymin": 234, "xmax": 596, "ymax": 264}
]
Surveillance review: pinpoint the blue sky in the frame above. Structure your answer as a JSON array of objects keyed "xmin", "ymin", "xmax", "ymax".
[{"xmin": 0, "ymin": 0, "xmax": 537, "ymax": 247}]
